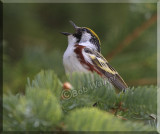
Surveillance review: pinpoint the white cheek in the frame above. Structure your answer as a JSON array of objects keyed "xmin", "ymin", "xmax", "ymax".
[
  {"xmin": 68, "ymin": 35, "xmax": 77, "ymax": 46},
  {"xmin": 81, "ymin": 33, "xmax": 91, "ymax": 42}
]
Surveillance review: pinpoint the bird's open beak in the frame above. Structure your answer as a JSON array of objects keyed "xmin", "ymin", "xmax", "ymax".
[
  {"xmin": 69, "ymin": 20, "xmax": 79, "ymax": 30},
  {"xmin": 61, "ymin": 32, "xmax": 72, "ymax": 36},
  {"xmin": 61, "ymin": 21, "xmax": 79, "ymax": 36}
]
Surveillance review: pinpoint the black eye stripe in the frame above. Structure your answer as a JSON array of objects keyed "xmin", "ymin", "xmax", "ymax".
[
  {"xmin": 73, "ymin": 32, "xmax": 82, "ymax": 43},
  {"xmin": 82, "ymin": 28, "xmax": 90, "ymax": 33},
  {"xmin": 86, "ymin": 29, "xmax": 90, "ymax": 33}
]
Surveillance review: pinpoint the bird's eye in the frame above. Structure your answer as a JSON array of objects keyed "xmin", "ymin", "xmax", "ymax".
[{"xmin": 82, "ymin": 29, "xmax": 87, "ymax": 32}]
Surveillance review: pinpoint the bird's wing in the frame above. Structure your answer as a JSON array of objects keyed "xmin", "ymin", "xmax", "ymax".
[{"xmin": 82, "ymin": 47, "xmax": 128, "ymax": 91}]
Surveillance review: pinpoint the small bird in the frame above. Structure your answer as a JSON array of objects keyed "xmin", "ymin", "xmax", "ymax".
[{"xmin": 61, "ymin": 21, "xmax": 128, "ymax": 91}]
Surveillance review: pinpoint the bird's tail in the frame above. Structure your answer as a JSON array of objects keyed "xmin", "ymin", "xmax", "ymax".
[{"xmin": 108, "ymin": 73, "xmax": 128, "ymax": 92}]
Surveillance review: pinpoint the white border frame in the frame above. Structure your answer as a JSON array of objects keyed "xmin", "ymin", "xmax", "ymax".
[
  {"xmin": 157, "ymin": 0, "xmax": 160, "ymax": 133},
  {"xmin": 2, "ymin": 0, "xmax": 159, "ymax": 133}
]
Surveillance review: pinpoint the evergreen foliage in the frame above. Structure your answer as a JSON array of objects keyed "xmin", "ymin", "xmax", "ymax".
[
  {"xmin": 3, "ymin": 70, "xmax": 157, "ymax": 131},
  {"xmin": 26, "ymin": 70, "xmax": 62, "ymax": 98},
  {"xmin": 62, "ymin": 73, "xmax": 156, "ymax": 117},
  {"xmin": 64, "ymin": 108, "xmax": 152, "ymax": 131},
  {"xmin": 3, "ymin": 88, "xmax": 62, "ymax": 131}
]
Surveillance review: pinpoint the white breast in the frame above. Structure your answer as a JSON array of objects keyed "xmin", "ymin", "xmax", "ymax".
[
  {"xmin": 63, "ymin": 34, "xmax": 96, "ymax": 74},
  {"xmin": 63, "ymin": 45, "xmax": 88, "ymax": 74}
]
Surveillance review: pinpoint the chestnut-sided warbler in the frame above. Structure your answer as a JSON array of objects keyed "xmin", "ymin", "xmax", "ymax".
[{"xmin": 62, "ymin": 21, "xmax": 128, "ymax": 91}]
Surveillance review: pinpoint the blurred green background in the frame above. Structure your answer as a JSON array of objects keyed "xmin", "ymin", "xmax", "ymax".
[{"xmin": 3, "ymin": 3, "xmax": 157, "ymax": 93}]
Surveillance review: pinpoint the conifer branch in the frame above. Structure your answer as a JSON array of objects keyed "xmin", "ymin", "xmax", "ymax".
[{"xmin": 106, "ymin": 14, "xmax": 157, "ymax": 61}]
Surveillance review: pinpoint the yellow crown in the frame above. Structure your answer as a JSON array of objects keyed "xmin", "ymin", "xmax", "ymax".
[{"xmin": 85, "ymin": 27, "xmax": 101, "ymax": 45}]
